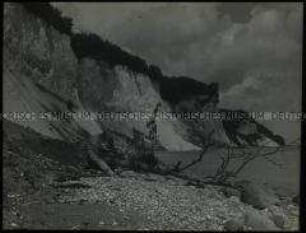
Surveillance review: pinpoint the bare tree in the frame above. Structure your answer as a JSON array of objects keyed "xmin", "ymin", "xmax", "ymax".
[
  {"xmin": 163, "ymin": 133, "xmax": 298, "ymax": 189},
  {"xmin": 166, "ymin": 130, "xmax": 215, "ymax": 175},
  {"xmin": 209, "ymin": 138, "xmax": 300, "ymax": 184}
]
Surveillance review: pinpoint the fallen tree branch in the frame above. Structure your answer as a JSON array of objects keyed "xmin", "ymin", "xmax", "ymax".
[
  {"xmin": 87, "ymin": 150, "xmax": 116, "ymax": 176},
  {"xmin": 166, "ymin": 131, "xmax": 215, "ymax": 174}
]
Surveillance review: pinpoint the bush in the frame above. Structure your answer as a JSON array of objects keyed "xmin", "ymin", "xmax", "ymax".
[
  {"xmin": 71, "ymin": 33, "xmax": 217, "ymax": 103},
  {"xmin": 21, "ymin": 3, "xmax": 218, "ymax": 104},
  {"xmin": 21, "ymin": 2, "xmax": 73, "ymax": 35},
  {"xmin": 71, "ymin": 33, "xmax": 148, "ymax": 72}
]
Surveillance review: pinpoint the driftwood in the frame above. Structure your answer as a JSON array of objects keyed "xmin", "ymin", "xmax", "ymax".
[
  {"xmin": 87, "ymin": 150, "xmax": 115, "ymax": 176},
  {"xmin": 81, "ymin": 135, "xmax": 116, "ymax": 176},
  {"xmin": 209, "ymin": 138, "xmax": 297, "ymax": 183}
]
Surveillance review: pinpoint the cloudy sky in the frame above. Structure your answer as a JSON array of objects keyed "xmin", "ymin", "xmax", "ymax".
[{"xmin": 53, "ymin": 2, "xmax": 303, "ymax": 142}]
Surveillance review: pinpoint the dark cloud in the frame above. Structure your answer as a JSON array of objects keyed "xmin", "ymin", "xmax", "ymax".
[{"xmin": 53, "ymin": 2, "xmax": 302, "ymax": 141}]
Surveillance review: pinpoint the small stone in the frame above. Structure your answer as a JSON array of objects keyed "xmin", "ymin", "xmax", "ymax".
[
  {"xmin": 271, "ymin": 214, "xmax": 285, "ymax": 229},
  {"xmin": 237, "ymin": 181, "xmax": 279, "ymax": 209},
  {"xmin": 10, "ymin": 223, "xmax": 18, "ymax": 227},
  {"xmin": 244, "ymin": 211, "xmax": 279, "ymax": 230},
  {"xmin": 223, "ymin": 219, "xmax": 244, "ymax": 231},
  {"xmin": 221, "ymin": 186, "xmax": 241, "ymax": 199},
  {"xmin": 268, "ymin": 205, "xmax": 289, "ymax": 229}
]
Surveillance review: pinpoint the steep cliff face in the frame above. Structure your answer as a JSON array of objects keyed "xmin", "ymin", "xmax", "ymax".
[
  {"xmin": 3, "ymin": 3, "xmax": 284, "ymax": 151},
  {"xmin": 3, "ymin": 2, "xmax": 199, "ymax": 151},
  {"xmin": 3, "ymin": 3, "xmax": 102, "ymax": 141},
  {"xmin": 4, "ymin": 3, "xmax": 77, "ymax": 101},
  {"xmin": 77, "ymin": 58, "xmax": 200, "ymax": 150}
]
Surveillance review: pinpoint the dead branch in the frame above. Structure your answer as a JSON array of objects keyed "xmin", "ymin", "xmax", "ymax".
[
  {"xmin": 211, "ymin": 141, "xmax": 287, "ymax": 182},
  {"xmin": 166, "ymin": 130, "xmax": 215, "ymax": 174},
  {"xmin": 213, "ymin": 144, "xmax": 231, "ymax": 181},
  {"xmin": 87, "ymin": 150, "xmax": 116, "ymax": 176},
  {"xmin": 261, "ymin": 154, "xmax": 284, "ymax": 168}
]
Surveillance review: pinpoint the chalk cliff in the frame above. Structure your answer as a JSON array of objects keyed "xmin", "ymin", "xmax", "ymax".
[{"xmin": 3, "ymin": 2, "xmax": 284, "ymax": 152}]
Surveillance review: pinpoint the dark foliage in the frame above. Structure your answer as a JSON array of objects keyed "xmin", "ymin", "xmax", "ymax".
[
  {"xmin": 220, "ymin": 109, "xmax": 285, "ymax": 146},
  {"xmin": 22, "ymin": 1, "xmax": 219, "ymax": 105},
  {"xmin": 146, "ymin": 65, "xmax": 163, "ymax": 81},
  {"xmin": 256, "ymin": 124, "xmax": 285, "ymax": 145},
  {"xmin": 71, "ymin": 32, "xmax": 218, "ymax": 104},
  {"xmin": 159, "ymin": 77, "xmax": 218, "ymax": 104},
  {"xmin": 71, "ymin": 33, "xmax": 148, "ymax": 73},
  {"xmin": 21, "ymin": 2, "xmax": 72, "ymax": 35}
]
